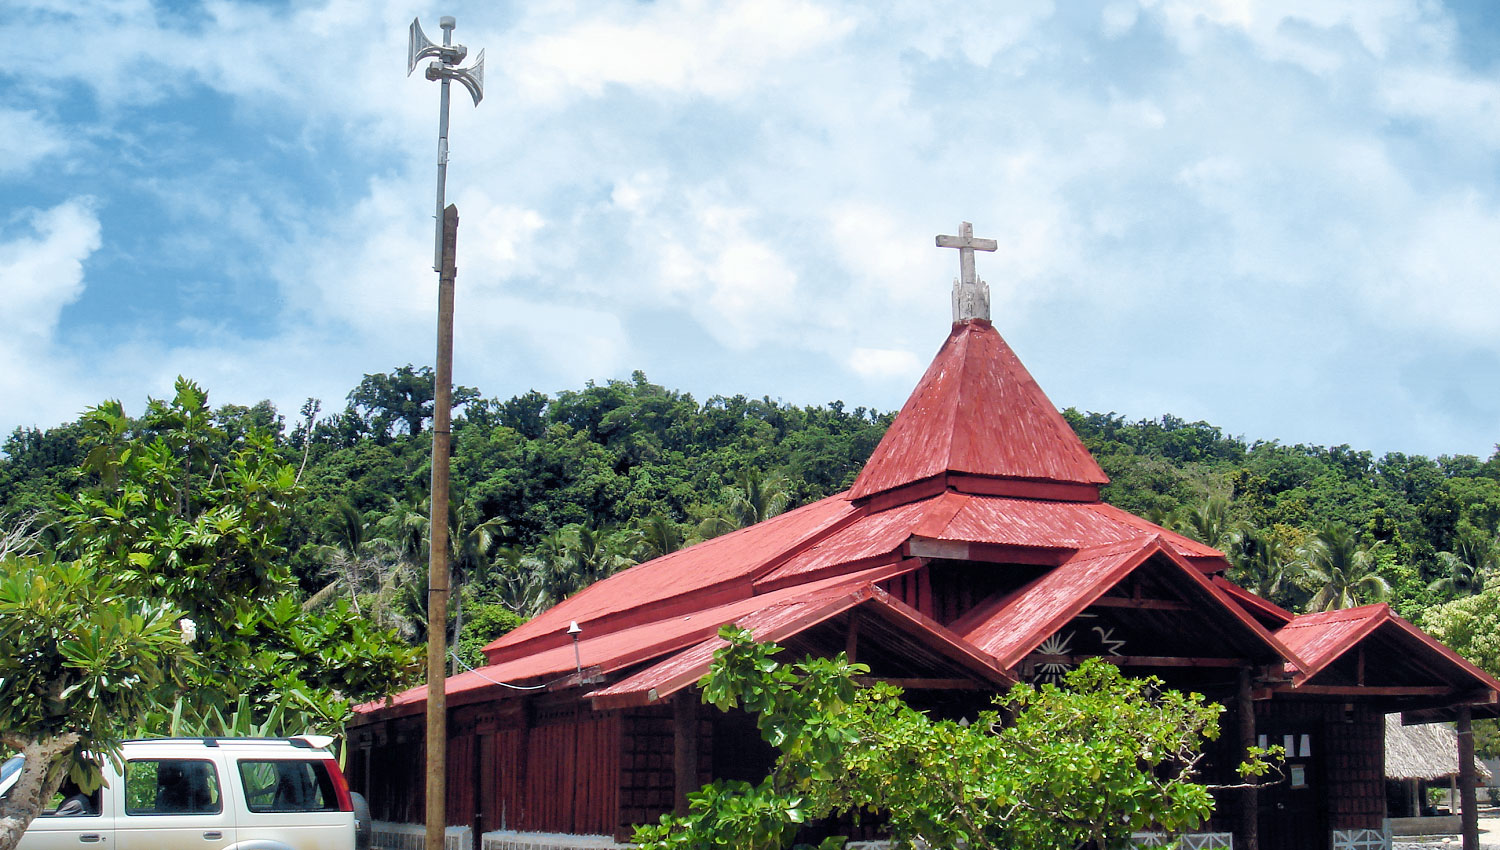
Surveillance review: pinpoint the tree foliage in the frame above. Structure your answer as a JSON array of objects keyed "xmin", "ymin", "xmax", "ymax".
[
  {"xmin": 0, "ymin": 556, "xmax": 191, "ymax": 849},
  {"xmin": 635, "ymin": 626, "xmax": 1241, "ymax": 850},
  {"xmin": 43, "ymin": 379, "xmax": 419, "ymax": 736}
]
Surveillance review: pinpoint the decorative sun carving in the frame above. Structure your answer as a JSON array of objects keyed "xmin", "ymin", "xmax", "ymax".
[
  {"xmin": 1031, "ymin": 626, "xmax": 1128, "ymax": 684},
  {"xmin": 1034, "ymin": 631, "xmax": 1075, "ymax": 684}
]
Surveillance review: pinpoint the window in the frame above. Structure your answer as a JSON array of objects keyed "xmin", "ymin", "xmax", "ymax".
[
  {"xmin": 237, "ymin": 760, "xmax": 339, "ymax": 813},
  {"xmin": 125, "ymin": 759, "xmax": 222, "ymax": 815},
  {"xmin": 41, "ymin": 787, "xmax": 100, "ymax": 817}
]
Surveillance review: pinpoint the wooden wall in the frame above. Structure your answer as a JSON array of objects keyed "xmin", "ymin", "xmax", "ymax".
[
  {"xmin": 349, "ymin": 694, "xmax": 729, "ymax": 841},
  {"xmin": 1254, "ymin": 700, "xmax": 1385, "ymax": 850},
  {"xmin": 350, "ymin": 695, "xmax": 624, "ymax": 836}
]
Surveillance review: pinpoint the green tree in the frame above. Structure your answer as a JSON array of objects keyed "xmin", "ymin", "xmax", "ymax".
[
  {"xmin": 0, "ymin": 556, "xmax": 191, "ymax": 850},
  {"xmin": 635, "ymin": 626, "xmax": 1252, "ymax": 850},
  {"xmin": 1227, "ymin": 525, "xmax": 1303, "ymax": 609},
  {"xmin": 1427, "ymin": 531, "xmax": 1498, "ymax": 599},
  {"xmin": 52, "ymin": 379, "xmax": 417, "ymax": 735},
  {"xmin": 1420, "ymin": 588, "xmax": 1500, "ymax": 756},
  {"xmin": 452, "ymin": 597, "xmax": 527, "ymax": 669},
  {"xmin": 348, "ymin": 365, "xmax": 479, "ymax": 439},
  {"xmin": 1173, "ymin": 494, "xmax": 1238, "ymax": 551},
  {"xmin": 1298, "ymin": 524, "xmax": 1392, "ymax": 612}
]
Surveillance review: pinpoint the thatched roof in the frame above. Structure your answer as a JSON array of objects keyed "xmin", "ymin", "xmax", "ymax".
[{"xmin": 1386, "ymin": 714, "xmax": 1493, "ymax": 781}]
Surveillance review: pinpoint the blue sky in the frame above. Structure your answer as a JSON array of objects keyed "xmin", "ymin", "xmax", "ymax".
[{"xmin": 2, "ymin": 0, "xmax": 1498, "ymax": 459}]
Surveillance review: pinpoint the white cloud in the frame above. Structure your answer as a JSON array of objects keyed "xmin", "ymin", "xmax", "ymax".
[
  {"xmin": 1386, "ymin": 193, "xmax": 1500, "ymax": 340},
  {"xmin": 847, "ymin": 347, "xmax": 923, "ymax": 381},
  {"xmin": 0, "ymin": 109, "xmax": 68, "ymax": 177},
  {"xmin": 5, "ymin": 0, "xmax": 1500, "ymax": 460},
  {"xmin": 0, "ymin": 199, "xmax": 100, "ymax": 340},
  {"xmin": 0, "ymin": 199, "xmax": 102, "ymax": 430},
  {"xmin": 506, "ymin": 0, "xmax": 854, "ymax": 103}
]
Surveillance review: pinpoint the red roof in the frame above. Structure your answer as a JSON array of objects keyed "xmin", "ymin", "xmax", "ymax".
[
  {"xmin": 849, "ymin": 319, "xmax": 1108, "ymax": 504},
  {"xmin": 756, "ymin": 492, "xmax": 1223, "ymax": 590},
  {"xmin": 484, "ymin": 495, "xmax": 859, "ymax": 665},
  {"xmin": 955, "ymin": 537, "xmax": 1293, "ymax": 668},
  {"xmin": 1277, "ymin": 605, "xmax": 1500, "ymax": 694},
  {"xmin": 587, "ymin": 582, "xmax": 1014, "ymax": 710},
  {"xmin": 357, "ymin": 316, "xmax": 1496, "ymax": 723},
  {"xmin": 362, "ymin": 567, "xmax": 912, "ymax": 718}
]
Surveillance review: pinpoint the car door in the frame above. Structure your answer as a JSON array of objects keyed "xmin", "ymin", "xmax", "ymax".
[
  {"xmin": 15, "ymin": 777, "xmax": 112, "ymax": 850},
  {"xmin": 114, "ymin": 756, "xmax": 236, "ymax": 850}
]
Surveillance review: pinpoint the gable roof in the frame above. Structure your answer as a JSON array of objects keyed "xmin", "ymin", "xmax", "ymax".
[
  {"xmin": 1277, "ymin": 604, "xmax": 1500, "ymax": 696},
  {"xmin": 954, "ymin": 537, "xmax": 1294, "ymax": 669},
  {"xmin": 587, "ymin": 582, "xmax": 1015, "ymax": 710},
  {"xmin": 848, "ymin": 319, "xmax": 1108, "ymax": 505}
]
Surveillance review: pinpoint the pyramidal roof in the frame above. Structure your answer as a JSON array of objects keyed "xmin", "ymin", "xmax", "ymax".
[{"xmin": 849, "ymin": 317, "xmax": 1109, "ymax": 504}]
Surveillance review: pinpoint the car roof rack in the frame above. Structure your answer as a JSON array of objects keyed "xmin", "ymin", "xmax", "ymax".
[{"xmin": 120, "ymin": 736, "xmax": 334, "ymax": 749}]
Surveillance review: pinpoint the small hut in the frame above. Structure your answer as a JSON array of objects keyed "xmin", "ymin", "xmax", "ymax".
[{"xmin": 1385, "ymin": 714, "xmax": 1492, "ymax": 832}]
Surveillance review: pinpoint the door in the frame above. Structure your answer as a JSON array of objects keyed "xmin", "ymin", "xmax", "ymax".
[
  {"xmin": 115, "ymin": 757, "xmax": 236, "ymax": 850},
  {"xmin": 1258, "ymin": 723, "xmax": 1328, "ymax": 850},
  {"xmin": 16, "ymin": 779, "xmax": 111, "ymax": 850}
]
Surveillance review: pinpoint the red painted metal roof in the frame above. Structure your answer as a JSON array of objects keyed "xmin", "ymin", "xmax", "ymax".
[
  {"xmin": 849, "ymin": 320, "xmax": 1108, "ymax": 502},
  {"xmin": 957, "ymin": 537, "xmax": 1293, "ymax": 670},
  {"xmin": 1275, "ymin": 606, "xmax": 1386, "ymax": 681},
  {"xmin": 757, "ymin": 492, "xmax": 1229, "ymax": 588},
  {"xmin": 587, "ymin": 582, "xmax": 1014, "ymax": 709},
  {"xmin": 483, "ymin": 494, "xmax": 860, "ymax": 665},
  {"xmin": 1210, "ymin": 576, "xmax": 1296, "ymax": 627},
  {"xmin": 1277, "ymin": 605, "xmax": 1500, "ymax": 693},
  {"xmin": 360, "ymin": 567, "xmax": 908, "ymax": 719},
  {"xmin": 958, "ymin": 539, "xmax": 1157, "ymax": 666}
]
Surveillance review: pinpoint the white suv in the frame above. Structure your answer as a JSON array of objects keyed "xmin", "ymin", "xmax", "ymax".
[{"xmin": 3, "ymin": 737, "xmax": 363, "ymax": 850}]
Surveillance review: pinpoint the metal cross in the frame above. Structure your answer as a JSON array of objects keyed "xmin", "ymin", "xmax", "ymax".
[{"xmin": 935, "ymin": 221, "xmax": 997, "ymax": 289}]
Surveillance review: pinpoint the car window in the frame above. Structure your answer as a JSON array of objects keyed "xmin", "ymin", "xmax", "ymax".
[
  {"xmin": 40, "ymin": 787, "xmax": 101, "ymax": 818},
  {"xmin": 237, "ymin": 760, "xmax": 339, "ymax": 813},
  {"xmin": 125, "ymin": 759, "xmax": 222, "ymax": 815}
]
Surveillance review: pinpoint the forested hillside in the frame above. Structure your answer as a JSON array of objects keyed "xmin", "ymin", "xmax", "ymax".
[{"xmin": 3, "ymin": 367, "xmax": 1499, "ymax": 668}]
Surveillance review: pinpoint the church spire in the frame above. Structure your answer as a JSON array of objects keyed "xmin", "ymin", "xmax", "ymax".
[{"xmin": 936, "ymin": 221, "xmax": 996, "ymax": 323}]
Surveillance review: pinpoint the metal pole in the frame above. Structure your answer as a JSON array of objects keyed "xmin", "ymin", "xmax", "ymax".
[
  {"xmin": 425, "ymin": 204, "xmax": 458, "ymax": 850},
  {"xmin": 432, "ymin": 17, "xmax": 455, "ymax": 272}
]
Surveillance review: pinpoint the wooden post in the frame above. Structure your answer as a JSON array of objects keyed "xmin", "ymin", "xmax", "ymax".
[
  {"xmin": 673, "ymin": 690, "xmax": 700, "ymax": 815},
  {"xmin": 426, "ymin": 204, "xmax": 459, "ymax": 850},
  {"xmin": 1238, "ymin": 667, "xmax": 1259, "ymax": 850},
  {"xmin": 1458, "ymin": 706, "xmax": 1478, "ymax": 850}
]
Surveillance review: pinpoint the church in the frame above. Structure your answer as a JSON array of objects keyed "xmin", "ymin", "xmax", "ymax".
[{"xmin": 349, "ymin": 223, "xmax": 1499, "ymax": 850}]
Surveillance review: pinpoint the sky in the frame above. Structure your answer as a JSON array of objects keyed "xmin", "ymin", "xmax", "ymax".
[{"xmin": 2, "ymin": 0, "xmax": 1499, "ymax": 460}]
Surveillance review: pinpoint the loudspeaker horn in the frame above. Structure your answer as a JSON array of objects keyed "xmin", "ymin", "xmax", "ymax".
[
  {"xmin": 455, "ymin": 49, "xmax": 485, "ymax": 105},
  {"xmin": 408, "ymin": 18, "xmax": 443, "ymax": 76}
]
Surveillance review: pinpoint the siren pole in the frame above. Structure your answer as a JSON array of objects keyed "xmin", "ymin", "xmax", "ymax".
[{"xmin": 408, "ymin": 16, "xmax": 483, "ymax": 850}]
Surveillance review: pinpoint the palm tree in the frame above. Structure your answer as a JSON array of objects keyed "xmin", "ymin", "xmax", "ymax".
[
  {"xmin": 1298, "ymin": 524, "xmax": 1391, "ymax": 612},
  {"xmin": 728, "ymin": 469, "xmax": 791, "ymax": 528},
  {"xmin": 1428, "ymin": 533, "xmax": 1498, "ymax": 598},
  {"xmin": 305, "ymin": 500, "xmax": 420, "ymax": 639},
  {"xmin": 697, "ymin": 470, "xmax": 792, "ymax": 540},
  {"xmin": 375, "ymin": 493, "xmax": 512, "ymax": 669},
  {"xmin": 634, "ymin": 513, "xmax": 685, "ymax": 561},
  {"xmin": 1228, "ymin": 525, "xmax": 1301, "ymax": 607},
  {"xmin": 1172, "ymin": 495, "xmax": 1237, "ymax": 551},
  {"xmin": 524, "ymin": 524, "xmax": 637, "ymax": 612}
]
